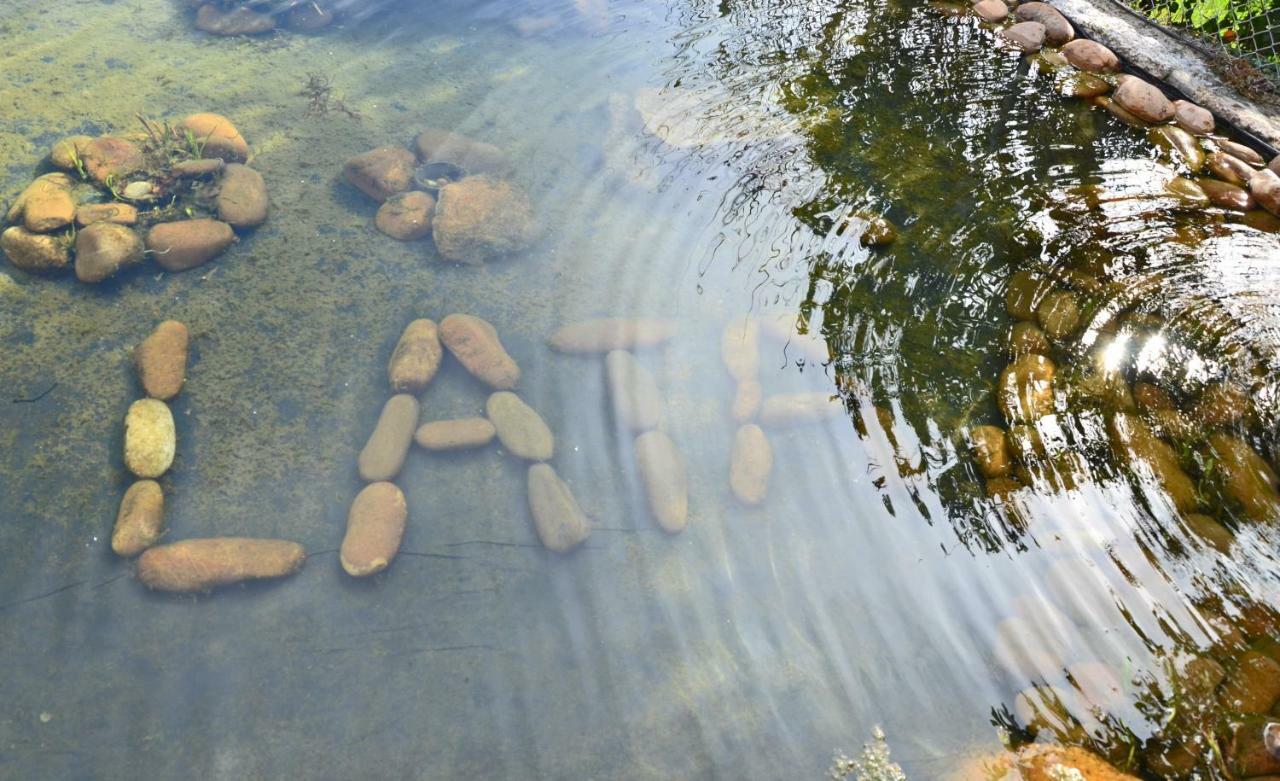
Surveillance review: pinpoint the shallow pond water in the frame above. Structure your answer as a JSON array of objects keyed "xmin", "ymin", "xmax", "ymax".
[{"xmin": 2, "ymin": 0, "xmax": 1280, "ymax": 778}]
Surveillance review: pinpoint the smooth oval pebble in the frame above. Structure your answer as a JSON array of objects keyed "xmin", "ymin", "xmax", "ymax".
[
  {"xmin": 486, "ymin": 391, "xmax": 554, "ymax": 461},
  {"xmin": 136, "ymin": 538, "xmax": 305, "ymax": 593},
  {"xmin": 605, "ymin": 350, "xmax": 663, "ymax": 433},
  {"xmin": 74, "ymin": 222, "xmax": 144, "ymax": 283},
  {"xmin": 124, "ymin": 398, "xmax": 176, "ymax": 478},
  {"xmin": 147, "ymin": 219, "xmax": 236, "ymax": 271},
  {"xmin": 215, "ymin": 163, "xmax": 268, "ymax": 228},
  {"xmin": 388, "ymin": 318, "xmax": 443, "ymax": 393},
  {"xmin": 341, "ymin": 482, "xmax": 407, "ymax": 577},
  {"xmin": 1209, "ymin": 151, "xmax": 1257, "ymax": 186},
  {"xmin": 548, "ymin": 317, "xmax": 677, "ymax": 353},
  {"xmin": 1198, "ymin": 178, "xmax": 1255, "ymax": 211},
  {"xmin": 176, "ymin": 113, "xmax": 250, "ymax": 163},
  {"xmin": 414, "ymin": 418, "xmax": 496, "ymax": 451},
  {"xmin": 759, "ymin": 392, "xmax": 843, "ymax": 427},
  {"xmin": 527, "ymin": 463, "xmax": 591, "ymax": 552},
  {"xmin": 439, "ymin": 313, "xmax": 520, "ymax": 389},
  {"xmin": 721, "ymin": 316, "xmax": 759, "ymax": 383},
  {"xmin": 634, "ymin": 430, "xmax": 688, "ymax": 533},
  {"xmin": 1216, "ymin": 138, "xmax": 1264, "ymax": 167},
  {"xmin": 730, "ymin": 424, "xmax": 772, "ymax": 505},
  {"xmin": 134, "ymin": 320, "xmax": 189, "ymax": 400},
  {"xmin": 357, "ymin": 394, "xmax": 419, "ymax": 481},
  {"xmin": 732, "ymin": 380, "xmax": 763, "ymax": 422},
  {"xmin": 111, "ymin": 480, "xmax": 165, "ymax": 557}
]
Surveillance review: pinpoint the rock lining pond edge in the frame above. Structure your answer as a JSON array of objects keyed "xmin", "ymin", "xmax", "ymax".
[{"xmin": 1049, "ymin": 0, "xmax": 1280, "ymax": 150}]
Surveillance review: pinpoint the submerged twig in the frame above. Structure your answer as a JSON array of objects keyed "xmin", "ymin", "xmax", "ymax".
[{"xmin": 11, "ymin": 382, "xmax": 56, "ymax": 403}]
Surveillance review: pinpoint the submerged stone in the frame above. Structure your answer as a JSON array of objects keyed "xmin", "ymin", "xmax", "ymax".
[
  {"xmin": 439, "ymin": 313, "xmax": 520, "ymax": 390},
  {"xmin": 343, "ymin": 147, "xmax": 416, "ymax": 203},
  {"xmin": 759, "ymin": 392, "xmax": 844, "ymax": 427},
  {"xmin": 137, "ymin": 538, "xmax": 305, "ymax": 593},
  {"xmin": 1216, "ymin": 138, "xmax": 1264, "ymax": 167},
  {"xmin": 388, "ymin": 318, "xmax": 442, "ymax": 393},
  {"xmin": 969, "ymin": 425, "xmax": 1012, "ymax": 478},
  {"xmin": 1109, "ymin": 412, "xmax": 1197, "ymax": 513},
  {"xmin": 605, "ymin": 349, "xmax": 663, "ymax": 433},
  {"xmin": 195, "ymin": 3, "xmax": 276, "ymax": 35},
  {"xmin": 486, "ymin": 391, "xmax": 554, "ymax": 461},
  {"xmin": 432, "ymin": 176, "xmax": 538, "ymax": 264},
  {"xmin": 413, "ymin": 129, "xmax": 512, "ymax": 177},
  {"xmin": 1184, "ymin": 513, "xmax": 1233, "ymax": 553},
  {"xmin": 1207, "ymin": 433, "xmax": 1280, "ymax": 522},
  {"xmin": 1009, "ymin": 321, "xmax": 1051, "ymax": 356},
  {"xmin": 721, "ymin": 316, "xmax": 760, "ymax": 384},
  {"xmin": 176, "ymin": 113, "xmax": 250, "ymax": 162},
  {"xmin": 972, "ymin": 0, "xmax": 1008, "ymax": 23},
  {"xmin": 111, "ymin": 480, "xmax": 165, "ymax": 558},
  {"xmin": 1036, "ymin": 289, "xmax": 1080, "ymax": 340},
  {"xmin": 75, "ymin": 222, "xmax": 144, "ymax": 283},
  {"xmin": 1006, "ymin": 270, "xmax": 1048, "ymax": 321},
  {"xmin": 147, "ymin": 219, "xmax": 235, "ymax": 272},
  {"xmin": 527, "ymin": 463, "xmax": 591, "ymax": 553},
  {"xmin": 1250, "ymin": 168, "xmax": 1280, "ymax": 216},
  {"xmin": 1197, "ymin": 177, "xmax": 1254, "ymax": 211},
  {"xmin": 548, "ymin": 318, "xmax": 678, "ymax": 353},
  {"xmin": 134, "ymin": 320, "xmax": 189, "ymax": 401},
  {"xmin": 1, "ymin": 225, "xmax": 71, "ymax": 272},
  {"xmin": 215, "ymin": 163, "xmax": 268, "ymax": 228},
  {"xmin": 1149, "ymin": 125, "xmax": 1205, "ymax": 172},
  {"xmin": 997, "ymin": 354, "xmax": 1056, "ymax": 423},
  {"xmin": 634, "ymin": 430, "xmax": 688, "ymax": 533},
  {"xmin": 123, "ymin": 399, "xmax": 176, "ymax": 479},
  {"xmin": 375, "ymin": 191, "xmax": 435, "ymax": 241},
  {"xmin": 1062, "ymin": 72, "xmax": 1111, "ymax": 98},
  {"xmin": 414, "ymin": 418, "xmax": 496, "ymax": 451},
  {"xmin": 81, "ymin": 136, "xmax": 145, "ymax": 185},
  {"xmin": 16, "ymin": 175, "xmax": 74, "ymax": 233},
  {"xmin": 357, "ymin": 394, "xmax": 419, "ymax": 482},
  {"xmin": 75, "ymin": 203, "xmax": 138, "ymax": 227},
  {"xmin": 730, "ymin": 424, "xmax": 772, "ymax": 505},
  {"xmin": 999, "ymin": 21, "xmax": 1047, "ymax": 53},
  {"xmin": 341, "ymin": 481, "xmax": 407, "ymax": 577},
  {"xmin": 1208, "ymin": 151, "xmax": 1256, "ymax": 187},
  {"xmin": 1164, "ymin": 176, "xmax": 1209, "ymax": 207}
]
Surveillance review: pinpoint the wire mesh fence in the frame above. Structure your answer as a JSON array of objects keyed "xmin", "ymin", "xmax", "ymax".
[{"xmin": 1109, "ymin": 0, "xmax": 1280, "ymax": 101}]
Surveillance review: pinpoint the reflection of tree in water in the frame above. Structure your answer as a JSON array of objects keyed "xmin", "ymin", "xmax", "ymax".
[{"xmin": 654, "ymin": 0, "xmax": 1280, "ymax": 777}]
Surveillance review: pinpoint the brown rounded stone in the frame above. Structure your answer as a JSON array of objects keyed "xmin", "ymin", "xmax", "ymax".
[
  {"xmin": 1063, "ymin": 72, "xmax": 1111, "ymax": 98},
  {"xmin": 1171, "ymin": 99, "xmax": 1214, "ymax": 135},
  {"xmin": 1208, "ymin": 433, "xmax": 1280, "ymax": 522},
  {"xmin": 0, "ymin": 225, "xmax": 71, "ymax": 272},
  {"xmin": 1009, "ymin": 321, "xmax": 1051, "ymax": 356},
  {"xmin": 547, "ymin": 318, "xmax": 678, "ymax": 353},
  {"xmin": 730, "ymin": 424, "xmax": 772, "ymax": 505},
  {"xmin": 634, "ymin": 430, "xmax": 688, "ymax": 533},
  {"xmin": 176, "ymin": 113, "xmax": 250, "ymax": 162},
  {"xmin": 1014, "ymin": 3, "xmax": 1074, "ymax": 45},
  {"xmin": 605, "ymin": 349, "xmax": 663, "ymax": 433},
  {"xmin": 1060, "ymin": 39, "xmax": 1118, "ymax": 72},
  {"xmin": 112, "ymin": 480, "xmax": 165, "ymax": 557},
  {"xmin": 1165, "ymin": 176, "xmax": 1209, "ymax": 207},
  {"xmin": 357, "ymin": 394, "xmax": 419, "ymax": 481},
  {"xmin": 215, "ymin": 163, "xmax": 268, "ymax": 228},
  {"xmin": 486, "ymin": 391, "xmax": 554, "ymax": 461},
  {"xmin": 1006, "ymin": 270, "xmax": 1048, "ymax": 321},
  {"xmin": 147, "ymin": 219, "xmax": 235, "ymax": 271},
  {"xmin": 1109, "ymin": 412, "xmax": 1198, "ymax": 513},
  {"xmin": 1132, "ymin": 382, "xmax": 1174, "ymax": 412},
  {"xmin": 414, "ymin": 418, "xmax": 496, "ymax": 451},
  {"xmin": 1149, "ymin": 124, "xmax": 1205, "ymax": 172},
  {"xmin": 1198, "ymin": 177, "xmax": 1255, "ymax": 211},
  {"xmin": 75, "ymin": 222, "xmax": 144, "ymax": 283},
  {"xmin": 527, "ymin": 463, "xmax": 591, "ymax": 552},
  {"xmin": 759, "ymin": 392, "xmax": 844, "ymax": 426},
  {"xmin": 972, "ymin": 0, "xmax": 1008, "ymax": 23},
  {"xmin": 413, "ymin": 129, "xmax": 512, "ymax": 177},
  {"xmin": 374, "ymin": 190, "xmax": 435, "ymax": 241},
  {"xmin": 969, "ymin": 425, "xmax": 1012, "ymax": 478},
  {"xmin": 388, "ymin": 318, "xmax": 442, "ymax": 393},
  {"xmin": 81, "ymin": 136, "xmax": 145, "ymax": 185},
  {"xmin": 998, "ymin": 354, "xmax": 1056, "ymax": 423},
  {"xmin": 1250, "ymin": 168, "xmax": 1280, "ymax": 216},
  {"xmin": 1112, "ymin": 78, "xmax": 1174, "ymax": 123},
  {"xmin": 123, "ymin": 399, "xmax": 176, "ymax": 479},
  {"xmin": 194, "ymin": 3, "xmax": 276, "ymax": 35},
  {"xmin": 18, "ymin": 176, "xmax": 74, "ymax": 233},
  {"xmin": 1094, "ymin": 95, "xmax": 1147, "ymax": 128},
  {"xmin": 1193, "ymin": 382, "xmax": 1248, "ymax": 428},
  {"xmin": 721, "ymin": 316, "xmax": 759, "ymax": 383},
  {"xmin": 999, "ymin": 21, "xmax": 1046, "ymax": 52},
  {"xmin": 49, "ymin": 135, "xmax": 92, "ymax": 171},
  {"xmin": 439, "ymin": 313, "xmax": 520, "ymax": 389},
  {"xmin": 1208, "ymin": 151, "xmax": 1256, "ymax": 187},
  {"xmin": 341, "ymin": 481, "xmax": 407, "ymax": 577},
  {"xmin": 137, "ymin": 538, "xmax": 305, "ymax": 593},
  {"xmin": 134, "ymin": 320, "xmax": 189, "ymax": 401},
  {"xmin": 1037, "ymin": 289, "xmax": 1081, "ymax": 340},
  {"xmin": 1184, "ymin": 512, "xmax": 1233, "ymax": 552},
  {"xmin": 1216, "ymin": 138, "xmax": 1265, "ymax": 166},
  {"xmin": 170, "ymin": 158, "xmax": 225, "ymax": 178},
  {"xmin": 75, "ymin": 203, "xmax": 138, "ymax": 227},
  {"xmin": 343, "ymin": 146, "xmax": 415, "ymax": 202},
  {"xmin": 432, "ymin": 176, "xmax": 538, "ymax": 265},
  {"xmin": 1219, "ymin": 651, "xmax": 1280, "ymax": 714}
]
